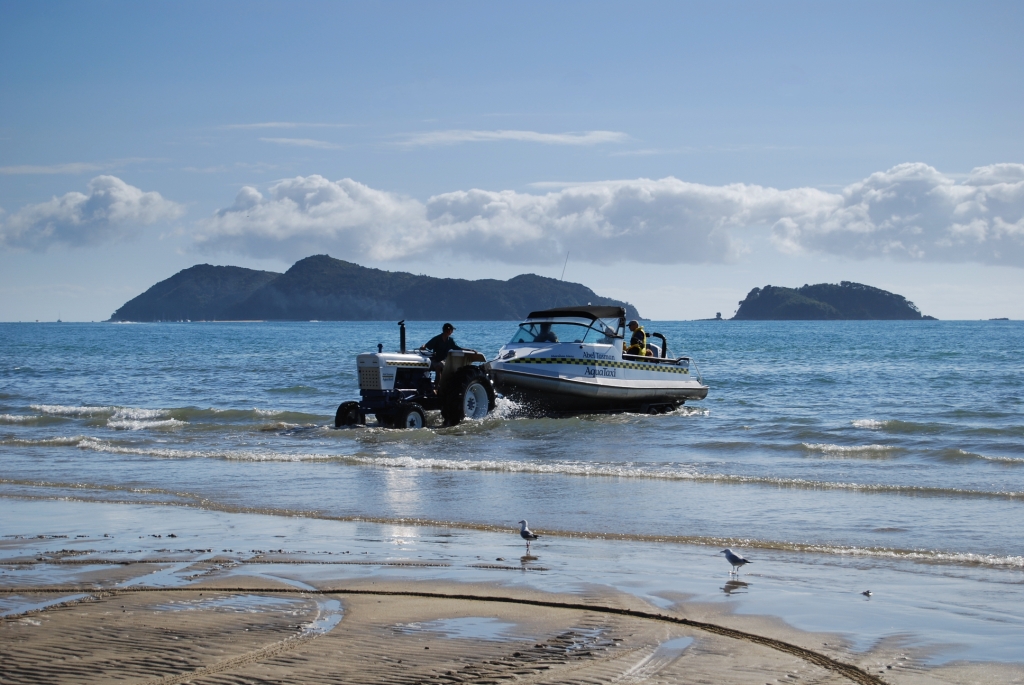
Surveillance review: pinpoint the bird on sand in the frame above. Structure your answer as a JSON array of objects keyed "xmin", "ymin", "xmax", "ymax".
[
  {"xmin": 517, "ymin": 520, "xmax": 540, "ymax": 551},
  {"xmin": 720, "ymin": 548, "xmax": 752, "ymax": 574}
]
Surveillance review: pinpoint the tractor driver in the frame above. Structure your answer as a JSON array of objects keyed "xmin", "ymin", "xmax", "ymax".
[
  {"xmin": 625, "ymin": 320, "xmax": 648, "ymax": 356},
  {"xmin": 420, "ymin": 323, "xmax": 461, "ymax": 377}
]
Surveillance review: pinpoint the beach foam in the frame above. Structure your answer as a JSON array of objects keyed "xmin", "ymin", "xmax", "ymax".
[
  {"xmin": 0, "ymin": 414, "xmax": 41, "ymax": 424},
  {"xmin": 852, "ymin": 418, "xmax": 887, "ymax": 429},
  {"xmin": 30, "ymin": 404, "xmax": 114, "ymax": 417},
  {"xmin": 801, "ymin": 442, "xmax": 897, "ymax": 456}
]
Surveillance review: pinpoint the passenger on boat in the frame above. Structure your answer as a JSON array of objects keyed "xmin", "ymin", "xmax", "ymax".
[
  {"xmin": 625, "ymin": 320, "xmax": 651, "ymax": 357},
  {"xmin": 534, "ymin": 322, "xmax": 559, "ymax": 343},
  {"xmin": 420, "ymin": 323, "xmax": 461, "ymax": 375}
]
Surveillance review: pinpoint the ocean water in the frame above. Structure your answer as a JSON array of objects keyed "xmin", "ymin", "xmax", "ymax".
[{"xmin": 2, "ymin": 320, "xmax": 1023, "ymax": 660}]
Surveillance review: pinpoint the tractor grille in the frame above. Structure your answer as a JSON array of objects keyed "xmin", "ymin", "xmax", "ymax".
[{"xmin": 358, "ymin": 367, "xmax": 382, "ymax": 390}]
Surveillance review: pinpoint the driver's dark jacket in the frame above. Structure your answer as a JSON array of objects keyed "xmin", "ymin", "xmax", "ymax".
[{"xmin": 423, "ymin": 334, "xmax": 461, "ymax": 362}]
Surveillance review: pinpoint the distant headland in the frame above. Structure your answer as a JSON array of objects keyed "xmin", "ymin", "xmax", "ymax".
[
  {"xmin": 108, "ymin": 255, "xmax": 641, "ymax": 322},
  {"xmin": 732, "ymin": 282, "xmax": 936, "ymax": 320}
]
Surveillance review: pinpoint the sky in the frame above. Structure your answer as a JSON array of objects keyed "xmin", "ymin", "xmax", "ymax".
[{"xmin": 1, "ymin": 1, "xmax": 1023, "ymax": 321}]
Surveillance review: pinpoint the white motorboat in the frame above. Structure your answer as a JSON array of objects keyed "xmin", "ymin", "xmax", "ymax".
[{"xmin": 486, "ymin": 306, "xmax": 708, "ymax": 413}]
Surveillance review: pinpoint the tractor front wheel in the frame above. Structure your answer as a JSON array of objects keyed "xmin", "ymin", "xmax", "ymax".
[{"xmin": 395, "ymin": 403, "xmax": 426, "ymax": 429}]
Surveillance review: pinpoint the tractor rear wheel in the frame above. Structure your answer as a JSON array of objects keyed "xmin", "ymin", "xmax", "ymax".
[
  {"xmin": 334, "ymin": 401, "xmax": 365, "ymax": 428},
  {"xmin": 442, "ymin": 367, "xmax": 496, "ymax": 426}
]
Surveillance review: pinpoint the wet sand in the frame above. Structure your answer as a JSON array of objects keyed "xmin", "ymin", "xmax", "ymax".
[
  {"xmin": 3, "ymin": 498, "xmax": 1023, "ymax": 684},
  {"xmin": 6, "ymin": 576, "xmax": 1023, "ymax": 685}
]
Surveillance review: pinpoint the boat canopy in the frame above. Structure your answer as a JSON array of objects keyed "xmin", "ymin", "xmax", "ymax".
[
  {"xmin": 509, "ymin": 321, "xmax": 620, "ymax": 344},
  {"xmin": 526, "ymin": 305, "xmax": 625, "ymax": 321}
]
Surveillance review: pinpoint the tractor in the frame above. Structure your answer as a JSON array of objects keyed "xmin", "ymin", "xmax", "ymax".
[{"xmin": 334, "ymin": 321, "xmax": 496, "ymax": 429}]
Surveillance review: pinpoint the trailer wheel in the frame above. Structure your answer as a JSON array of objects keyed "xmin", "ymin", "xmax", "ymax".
[
  {"xmin": 442, "ymin": 367, "xmax": 496, "ymax": 425},
  {"xmin": 334, "ymin": 401, "xmax": 364, "ymax": 428},
  {"xmin": 395, "ymin": 403, "xmax": 426, "ymax": 429}
]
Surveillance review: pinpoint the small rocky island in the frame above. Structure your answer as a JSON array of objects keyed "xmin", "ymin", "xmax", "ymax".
[
  {"xmin": 109, "ymin": 254, "xmax": 640, "ymax": 322},
  {"xmin": 732, "ymin": 282, "xmax": 936, "ymax": 320}
]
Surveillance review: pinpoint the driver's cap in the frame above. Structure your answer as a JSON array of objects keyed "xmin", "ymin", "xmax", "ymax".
[{"xmin": 443, "ymin": 322, "xmax": 455, "ymax": 331}]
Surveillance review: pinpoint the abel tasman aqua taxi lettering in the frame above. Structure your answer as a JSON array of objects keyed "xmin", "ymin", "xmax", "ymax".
[{"xmin": 485, "ymin": 306, "xmax": 707, "ymax": 414}]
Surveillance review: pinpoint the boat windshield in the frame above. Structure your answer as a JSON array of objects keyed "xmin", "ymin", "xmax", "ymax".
[{"xmin": 509, "ymin": 321, "xmax": 618, "ymax": 344}]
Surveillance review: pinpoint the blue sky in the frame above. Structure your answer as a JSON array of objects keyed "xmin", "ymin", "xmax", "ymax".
[{"xmin": 2, "ymin": 1, "xmax": 1023, "ymax": 320}]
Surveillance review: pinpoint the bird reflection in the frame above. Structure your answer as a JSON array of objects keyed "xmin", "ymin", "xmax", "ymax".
[
  {"xmin": 520, "ymin": 554, "xmax": 540, "ymax": 572},
  {"xmin": 722, "ymin": 579, "xmax": 749, "ymax": 595}
]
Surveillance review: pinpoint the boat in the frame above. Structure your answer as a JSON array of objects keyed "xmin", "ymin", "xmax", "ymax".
[{"xmin": 485, "ymin": 306, "xmax": 708, "ymax": 414}]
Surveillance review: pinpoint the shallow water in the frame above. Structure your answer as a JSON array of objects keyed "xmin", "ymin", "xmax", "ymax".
[
  {"xmin": 2, "ymin": 498, "xmax": 1022, "ymax": 664},
  {"xmin": 2, "ymin": 320, "xmax": 1023, "ymax": 661},
  {"xmin": 395, "ymin": 617, "xmax": 520, "ymax": 641}
]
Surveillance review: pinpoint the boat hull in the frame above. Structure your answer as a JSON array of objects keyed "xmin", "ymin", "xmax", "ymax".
[{"xmin": 489, "ymin": 364, "xmax": 708, "ymax": 413}]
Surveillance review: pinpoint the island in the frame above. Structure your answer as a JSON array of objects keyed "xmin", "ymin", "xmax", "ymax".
[
  {"xmin": 732, "ymin": 282, "xmax": 936, "ymax": 320},
  {"xmin": 108, "ymin": 254, "xmax": 641, "ymax": 322}
]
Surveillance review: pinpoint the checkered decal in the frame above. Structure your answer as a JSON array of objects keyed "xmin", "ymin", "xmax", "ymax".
[{"xmin": 506, "ymin": 357, "xmax": 690, "ymax": 375}]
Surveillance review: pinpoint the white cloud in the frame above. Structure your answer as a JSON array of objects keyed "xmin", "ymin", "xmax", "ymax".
[
  {"xmin": 771, "ymin": 163, "xmax": 1024, "ymax": 265},
  {"xmin": 0, "ymin": 162, "xmax": 106, "ymax": 175},
  {"xmin": 193, "ymin": 164, "xmax": 1024, "ymax": 268},
  {"xmin": 0, "ymin": 176, "xmax": 184, "ymax": 251},
  {"xmin": 195, "ymin": 175, "xmax": 818, "ymax": 264},
  {"xmin": 194, "ymin": 176, "xmax": 427, "ymax": 261},
  {"xmin": 259, "ymin": 137, "xmax": 345, "ymax": 150},
  {"xmin": 394, "ymin": 129, "xmax": 629, "ymax": 147}
]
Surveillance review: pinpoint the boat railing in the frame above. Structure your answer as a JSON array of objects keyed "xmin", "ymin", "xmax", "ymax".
[{"xmin": 686, "ymin": 357, "xmax": 704, "ymax": 385}]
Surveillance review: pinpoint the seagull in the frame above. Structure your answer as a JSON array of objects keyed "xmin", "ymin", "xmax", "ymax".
[
  {"xmin": 720, "ymin": 548, "xmax": 751, "ymax": 574},
  {"xmin": 518, "ymin": 520, "xmax": 540, "ymax": 552}
]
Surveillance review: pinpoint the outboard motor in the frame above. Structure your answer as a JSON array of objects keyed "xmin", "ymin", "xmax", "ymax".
[{"xmin": 398, "ymin": 320, "xmax": 406, "ymax": 353}]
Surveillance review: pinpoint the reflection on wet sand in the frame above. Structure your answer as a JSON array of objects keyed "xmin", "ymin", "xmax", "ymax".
[
  {"xmin": 4, "ymin": 496, "xmax": 1024, "ymax": 679},
  {"xmin": 722, "ymin": 579, "xmax": 749, "ymax": 595}
]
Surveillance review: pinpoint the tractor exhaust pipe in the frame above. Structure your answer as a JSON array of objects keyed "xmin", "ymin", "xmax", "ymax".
[{"xmin": 398, "ymin": 320, "xmax": 406, "ymax": 353}]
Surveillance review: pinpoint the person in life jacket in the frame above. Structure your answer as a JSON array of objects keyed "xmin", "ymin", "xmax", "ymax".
[{"xmin": 625, "ymin": 320, "xmax": 649, "ymax": 356}]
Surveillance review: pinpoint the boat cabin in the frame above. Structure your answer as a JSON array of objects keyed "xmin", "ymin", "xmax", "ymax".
[
  {"xmin": 511, "ymin": 306, "xmax": 622, "ymax": 343},
  {"xmin": 507, "ymin": 306, "xmax": 668, "ymax": 360}
]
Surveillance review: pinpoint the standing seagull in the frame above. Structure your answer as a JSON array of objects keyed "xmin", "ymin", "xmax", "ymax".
[
  {"xmin": 720, "ymin": 548, "xmax": 752, "ymax": 574},
  {"xmin": 518, "ymin": 520, "xmax": 540, "ymax": 552}
]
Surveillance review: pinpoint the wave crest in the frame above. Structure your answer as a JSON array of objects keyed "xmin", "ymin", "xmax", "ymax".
[
  {"xmin": 30, "ymin": 404, "xmax": 113, "ymax": 417},
  {"xmin": 802, "ymin": 443, "xmax": 897, "ymax": 457}
]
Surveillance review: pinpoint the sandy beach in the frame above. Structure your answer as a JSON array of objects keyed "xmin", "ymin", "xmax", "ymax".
[{"xmin": 3, "ymin": 497, "xmax": 1022, "ymax": 685}]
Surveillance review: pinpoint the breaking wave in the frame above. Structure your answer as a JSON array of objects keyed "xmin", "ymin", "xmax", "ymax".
[
  {"xmin": 107, "ymin": 418, "xmax": 186, "ymax": 430},
  {"xmin": 12, "ymin": 436, "xmax": 1013, "ymax": 499},
  {"xmin": 852, "ymin": 419, "xmax": 887, "ymax": 429},
  {"xmin": 1, "ymin": 435, "xmax": 92, "ymax": 447},
  {"xmin": 22, "ymin": 404, "xmax": 326, "ymax": 427},
  {"xmin": 0, "ymin": 414, "xmax": 45, "ymax": 424},
  {"xmin": 801, "ymin": 443, "xmax": 898, "ymax": 457},
  {"xmin": 30, "ymin": 404, "xmax": 114, "ymax": 417},
  {"xmin": 942, "ymin": 448, "xmax": 1024, "ymax": 465}
]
